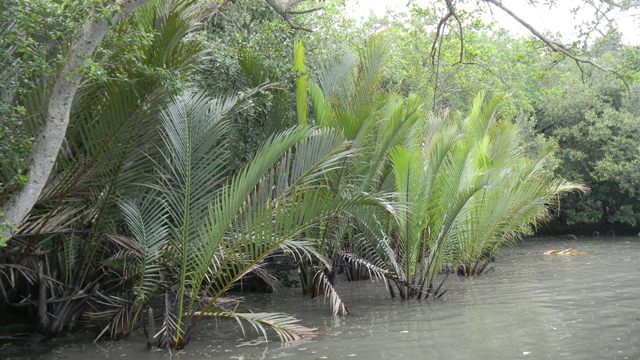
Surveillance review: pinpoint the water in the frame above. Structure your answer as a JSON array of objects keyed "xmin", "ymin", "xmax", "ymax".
[{"xmin": 4, "ymin": 237, "xmax": 640, "ymax": 360}]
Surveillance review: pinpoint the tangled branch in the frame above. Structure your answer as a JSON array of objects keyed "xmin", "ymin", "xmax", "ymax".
[{"xmin": 265, "ymin": 0, "xmax": 322, "ymax": 32}]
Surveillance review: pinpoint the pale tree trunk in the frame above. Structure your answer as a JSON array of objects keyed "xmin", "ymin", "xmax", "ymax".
[
  {"xmin": 0, "ymin": 0, "xmax": 307, "ymax": 240},
  {"xmin": 0, "ymin": 0, "xmax": 148, "ymax": 239}
]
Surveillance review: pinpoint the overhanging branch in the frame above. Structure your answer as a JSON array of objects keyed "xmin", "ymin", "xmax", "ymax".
[{"xmin": 483, "ymin": 0, "xmax": 631, "ymax": 95}]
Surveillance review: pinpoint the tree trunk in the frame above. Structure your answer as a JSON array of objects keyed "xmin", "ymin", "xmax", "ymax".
[{"xmin": 0, "ymin": 0, "xmax": 148, "ymax": 239}]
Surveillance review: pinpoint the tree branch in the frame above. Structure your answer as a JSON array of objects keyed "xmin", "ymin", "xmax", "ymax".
[
  {"xmin": 287, "ymin": 7, "xmax": 323, "ymax": 15},
  {"xmin": 483, "ymin": 0, "xmax": 631, "ymax": 94},
  {"xmin": 445, "ymin": 0, "xmax": 464, "ymax": 63},
  {"xmin": 455, "ymin": 61, "xmax": 509, "ymax": 86},
  {"xmin": 264, "ymin": 0, "xmax": 321, "ymax": 32}
]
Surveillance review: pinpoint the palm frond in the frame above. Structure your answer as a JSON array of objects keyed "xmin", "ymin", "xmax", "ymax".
[
  {"xmin": 195, "ymin": 308, "xmax": 317, "ymax": 343},
  {"xmin": 312, "ymin": 269, "xmax": 348, "ymax": 316}
]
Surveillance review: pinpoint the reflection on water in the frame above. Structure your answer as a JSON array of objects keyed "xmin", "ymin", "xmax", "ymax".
[{"xmin": 4, "ymin": 237, "xmax": 640, "ymax": 360}]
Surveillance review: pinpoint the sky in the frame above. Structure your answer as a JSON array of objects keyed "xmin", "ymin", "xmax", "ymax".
[{"xmin": 345, "ymin": 0, "xmax": 640, "ymax": 45}]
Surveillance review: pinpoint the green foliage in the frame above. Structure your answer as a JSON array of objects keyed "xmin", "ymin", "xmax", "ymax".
[
  {"xmin": 194, "ymin": 0, "xmax": 360, "ymax": 170},
  {"xmin": 303, "ymin": 36, "xmax": 420, "ymax": 309},
  {"xmin": 357, "ymin": 93, "xmax": 579, "ymax": 297},
  {"xmin": 0, "ymin": 0, "xmax": 87, "ymax": 200},
  {"xmin": 106, "ymin": 90, "xmax": 391, "ymax": 348},
  {"xmin": 534, "ymin": 68, "xmax": 640, "ymax": 226},
  {"xmin": 195, "ymin": 1, "xmax": 295, "ymax": 170},
  {"xmin": 306, "ymin": 39, "xmax": 581, "ymax": 301},
  {"xmin": 0, "ymin": 0, "xmax": 211, "ymax": 337},
  {"xmin": 2, "ymin": 0, "xmax": 636, "ymax": 352}
]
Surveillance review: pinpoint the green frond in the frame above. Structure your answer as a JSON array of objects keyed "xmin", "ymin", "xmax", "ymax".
[
  {"xmin": 117, "ymin": 196, "xmax": 169, "ymax": 304},
  {"xmin": 313, "ymin": 269, "xmax": 349, "ymax": 316}
]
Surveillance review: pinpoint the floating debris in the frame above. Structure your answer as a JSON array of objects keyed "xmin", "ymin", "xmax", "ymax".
[
  {"xmin": 542, "ymin": 248, "xmax": 590, "ymax": 256},
  {"xmin": 236, "ymin": 337, "xmax": 268, "ymax": 347}
]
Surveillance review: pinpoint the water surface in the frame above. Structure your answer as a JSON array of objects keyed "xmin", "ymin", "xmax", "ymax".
[{"xmin": 4, "ymin": 237, "xmax": 640, "ymax": 359}]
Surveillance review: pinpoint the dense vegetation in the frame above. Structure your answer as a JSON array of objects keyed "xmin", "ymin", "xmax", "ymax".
[{"xmin": 0, "ymin": 0, "xmax": 637, "ymax": 351}]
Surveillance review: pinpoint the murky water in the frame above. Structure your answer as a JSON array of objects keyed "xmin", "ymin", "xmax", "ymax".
[{"xmin": 4, "ymin": 237, "xmax": 640, "ymax": 360}]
